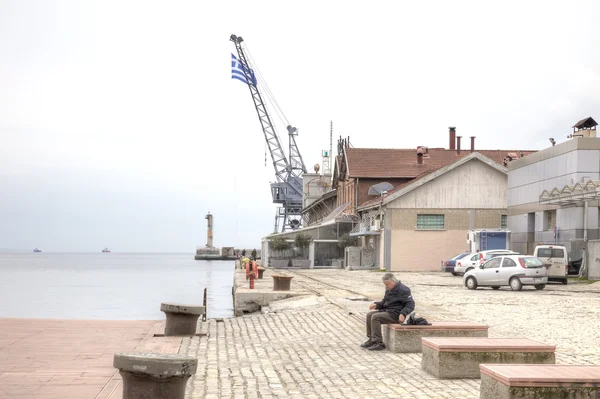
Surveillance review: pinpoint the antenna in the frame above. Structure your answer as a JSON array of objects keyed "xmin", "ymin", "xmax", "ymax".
[
  {"xmin": 368, "ymin": 182, "xmax": 394, "ymax": 196},
  {"xmin": 322, "ymin": 121, "xmax": 333, "ymax": 175}
]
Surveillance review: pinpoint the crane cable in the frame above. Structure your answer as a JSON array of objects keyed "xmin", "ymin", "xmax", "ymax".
[{"xmin": 243, "ymin": 43, "xmax": 291, "ymax": 147}]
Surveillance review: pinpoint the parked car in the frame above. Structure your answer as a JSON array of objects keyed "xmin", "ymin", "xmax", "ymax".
[
  {"xmin": 441, "ymin": 252, "xmax": 471, "ymax": 275},
  {"xmin": 478, "ymin": 250, "xmax": 520, "ymax": 266},
  {"xmin": 454, "ymin": 253, "xmax": 481, "ymax": 275},
  {"xmin": 533, "ymin": 245, "xmax": 568, "ymax": 285},
  {"xmin": 463, "ymin": 255, "xmax": 548, "ymax": 291},
  {"xmin": 454, "ymin": 250, "xmax": 519, "ymax": 275}
]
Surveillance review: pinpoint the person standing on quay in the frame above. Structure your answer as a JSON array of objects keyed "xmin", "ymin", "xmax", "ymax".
[{"xmin": 361, "ymin": 272, "xmax": 415, "ymax": 351}]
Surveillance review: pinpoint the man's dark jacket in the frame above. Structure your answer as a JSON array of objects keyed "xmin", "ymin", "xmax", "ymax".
[{"xmin": 374, "ymin": 281, "xmax": 415, "ymax": 320}]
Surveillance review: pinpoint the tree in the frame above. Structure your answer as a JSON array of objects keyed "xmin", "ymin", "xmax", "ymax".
[
  {"xmin": 294, "ymin": 233, "xmax": 312, "ymax": 250},
  {"xmin": 294, "ymin": 233, "xmax": 313, "ymax": 259},
  {"xmin": 337, "ymin": 233, "xmax": 358, "ymax": 249},
  {"xmin": 270, "ymin": 236, "xmax": 290, "ymax": 251}
]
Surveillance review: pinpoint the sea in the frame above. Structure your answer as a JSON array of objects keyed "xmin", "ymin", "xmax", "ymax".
[{"xmin": 0, "ymin": 252, "xmax": 235, "ymax": 320}]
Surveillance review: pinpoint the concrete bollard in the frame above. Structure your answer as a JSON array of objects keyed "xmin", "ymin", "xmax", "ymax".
[
  {"xmin": 160, "ymin": 303, "xmax": 204, "ymax": 336},
  {"xmin": 272, "ymin": 274, "xmax": 293, "ymax": 291},
  {"xmin": 114, "ymin": 353, "xmax": 197, "ymax": 399}
]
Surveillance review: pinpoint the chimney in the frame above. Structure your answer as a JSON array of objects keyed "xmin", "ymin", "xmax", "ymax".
[
  {"xmin": 470, "ymin": 136, "xmax": 476, "ymax": 152},
  {"xmin": 449, "ymin": 127, "xmax": 456, "ymax": 150},
  {"xmin": 456, "ymin": 136, "xmax": 462, "ymax": 155},
  {"xmin": 417, "ymin": 147, "xmax": 424, "ymax": 165}
]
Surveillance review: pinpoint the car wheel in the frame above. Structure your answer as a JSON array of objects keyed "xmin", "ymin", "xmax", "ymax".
[
  {"xmin": 561, "ymin": 278, "xmax": 568, "ymax": 285},
  {"xmin": 534, "ymin": 284, "xmax": 546, "ymax": 290},
  {"xmin": 466, "ymin": 276, "xmax": 478, "ymax": 290},
  {"xmin": 491, "ymin": 286, "xmax": 500, "ymax": 290},
  {"xmin": 451, "ymin": 272, "xmax": 458, "ymax": 276},
  {"xmin": 510, "ymin": 277, "xmax": 523, "ymax": 291}
]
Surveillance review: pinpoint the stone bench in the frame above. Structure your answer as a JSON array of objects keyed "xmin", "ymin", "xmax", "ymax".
[
  {"xmin": 114, "ymin": 352, "xmax": 197, "ymax": 399},
  {"xmin": 421, "ymin": 338, "xmax": 556, "ymax": 379},
  {"xmin": 480, "ymin": 364, "xmax": 600, "ymax": 398},
  {"xmin": 382, "ymin": 321, "xmax": 488, "ymax": 353},
  {"xmin": 160, "ymin": 303, "xmax": 204, "ymax": 336}
]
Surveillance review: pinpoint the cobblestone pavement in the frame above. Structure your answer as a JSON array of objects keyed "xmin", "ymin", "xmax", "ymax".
[{"xmin": 182, "ymin": 269, "xmax": 600, "ymax": 398}]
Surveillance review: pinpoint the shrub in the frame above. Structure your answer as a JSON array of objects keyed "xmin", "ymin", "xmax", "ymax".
[{"xmin": 337, "ymin": 233, "xmax": 358, "ymax": 249}]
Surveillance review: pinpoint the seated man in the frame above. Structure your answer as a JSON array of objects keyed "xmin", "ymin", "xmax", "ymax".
[{"xmin": 361, "ymin": 272, "xmax": 415, "ymax": 351}]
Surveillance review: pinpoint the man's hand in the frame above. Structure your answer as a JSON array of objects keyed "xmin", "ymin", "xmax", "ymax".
[
  {"xmin": 398, "ymin": 314, "xmax": 406, "ymax": 323},
  {"xmin": 369, "ymin": 303, "xmax": 376, "ymax": 310}
]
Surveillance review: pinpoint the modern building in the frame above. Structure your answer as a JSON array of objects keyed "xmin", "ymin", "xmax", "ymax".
[{"xmin": 508, "ymin": 119, "xmax": 600, "ymax": 258}]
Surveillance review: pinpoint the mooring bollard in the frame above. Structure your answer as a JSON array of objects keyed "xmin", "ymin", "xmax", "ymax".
[
  {"xmin": 160, "ymin": 303, "xmax": 204, "ymax": 336},
  {"xmin": 272, "ymin": 274, "xmax": 293, "ymax": 291},
  {"xmin": 257, "ymin": 266, "xmax": 265, "ymax": 279},
  {"xmin": 114, "ymin": 352, "xmax": 197, "ymax": 399}
]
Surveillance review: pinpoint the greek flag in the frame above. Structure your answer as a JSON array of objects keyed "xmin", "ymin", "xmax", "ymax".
[{"xmin": 231, "ymin": 53, "xmax": 257, "ymax": 86}]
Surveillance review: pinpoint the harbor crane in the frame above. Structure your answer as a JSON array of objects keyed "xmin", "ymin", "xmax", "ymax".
[{"xmin": 230, "ymin": 34, "xmax": 307, "ymax": 233}]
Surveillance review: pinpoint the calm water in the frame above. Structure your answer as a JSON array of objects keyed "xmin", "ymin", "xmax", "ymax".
[{"xmin": 0, "ymin": 253, "xmax": 235, "ymax": 320}]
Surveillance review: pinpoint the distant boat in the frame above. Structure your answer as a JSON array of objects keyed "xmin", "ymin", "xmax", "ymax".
[
  {"xmin": 102, "ymin": 248, "xmax": 111, "ymax": 253},
  {"xmin": 33, "ymin": 248, "xmax": 41, "ymax": 253}
]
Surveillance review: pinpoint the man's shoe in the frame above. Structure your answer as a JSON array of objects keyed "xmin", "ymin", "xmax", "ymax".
[
  {"xmin": 404, "ymin": 311, "xmax": 416, "ymax": 325},
  {"xmin": 367, "ymin": 342, "xmax": 386, "ymax": 351},
  {"xmin": 360, "ymin": 339, "xmax": 376, "ymax": 348}
]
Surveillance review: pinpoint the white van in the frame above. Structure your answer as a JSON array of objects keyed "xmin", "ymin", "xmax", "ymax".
[{"xmin": 533, "ymin": 245, "xmax": 568, "ymax": 285}]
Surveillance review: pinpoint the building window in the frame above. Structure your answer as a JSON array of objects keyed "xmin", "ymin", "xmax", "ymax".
[
  {"xmin": 416, "ymin": 214, "xmax": 444, "ymax": 230},
  {"xmin": 501, "ymin": 215, "xmax": 507, "ymax": 228},
  {"xmin": 545, "ymin": 210, "xmax": 556, "ymax": 230}
]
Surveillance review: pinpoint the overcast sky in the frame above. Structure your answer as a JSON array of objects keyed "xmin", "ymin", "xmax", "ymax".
[{"xmin": 2, "ymin": 0, "xmax": 600, "ymax": 252}]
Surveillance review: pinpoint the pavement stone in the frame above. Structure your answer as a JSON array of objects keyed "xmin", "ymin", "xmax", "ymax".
[{"xmin": 182, "ymin": 269, "xmax": 600, "ymax": 398}]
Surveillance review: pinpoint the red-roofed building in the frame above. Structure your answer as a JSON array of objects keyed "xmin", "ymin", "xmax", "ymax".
[{"xmin": 334, "ymin": 129, "xmax": 535, "ymax": 271}]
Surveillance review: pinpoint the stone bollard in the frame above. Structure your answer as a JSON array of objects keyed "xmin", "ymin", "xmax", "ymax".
[
  {"xmin": 114, "ymin": 353, "xmax": 197, "ymax": 399},
  {"xmin": 160, "ymin": 303, "xmax": 204, "ymax": 336},
  {"xmin": 272, "ymin": 274, "xmax": 293, "ymax": 291}
]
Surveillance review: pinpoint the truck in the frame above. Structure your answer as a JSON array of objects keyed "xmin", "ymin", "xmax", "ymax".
[{"xmin": 466, "ymin": 229, "xmax": 510, "ymax": 253}]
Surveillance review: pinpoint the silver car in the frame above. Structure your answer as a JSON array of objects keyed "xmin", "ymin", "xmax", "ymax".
[{"xmin": 463, "ymin": 255, "xmax": 548, "ymax": 291}]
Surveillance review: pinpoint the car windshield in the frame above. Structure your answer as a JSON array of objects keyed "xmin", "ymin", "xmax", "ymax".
[{"xmin": 521, "ymin": 257, "xmax": 544, "ymax": 268}]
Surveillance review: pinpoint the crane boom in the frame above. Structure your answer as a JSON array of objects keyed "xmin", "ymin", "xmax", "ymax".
[
  {"xmin": 230, "ymin": 34, "xmax": 305, "ymax": 233},
  {"xmin": 230, "ymin": 35, "xmax": 290, "ymax": 183}
]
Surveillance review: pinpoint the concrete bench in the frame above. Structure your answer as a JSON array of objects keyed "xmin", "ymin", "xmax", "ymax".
[
  {"xmin": 382, "ymin": 321, "xmax": 488, "ymax": 353},
  {"xmin": 480, "ymin": 364, "xmax": 600, "ymax": 398},
  {"xmin": 114, "ymin": 352, "xmax": 197, "ymax": 399},
  {"xmin": 421, "ymin": 338, "xmax": 556, "ymax": 379},
  {"xmin": 160, "ymin": 303, "xmax": 204, "ymax": 336}
]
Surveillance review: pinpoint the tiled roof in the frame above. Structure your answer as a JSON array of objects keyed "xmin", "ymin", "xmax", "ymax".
[
  {"xmin": 345, "ymin": 148, "xmax": 535, "ymax": 178},
  {"xmin": 354, "ymin": 149, "xmax": 536, "ymax": 209}
]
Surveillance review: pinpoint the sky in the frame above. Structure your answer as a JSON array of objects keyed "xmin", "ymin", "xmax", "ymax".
[{"xmin": 2, "ymin": 0, "xmax": 600, "ymax": 252}]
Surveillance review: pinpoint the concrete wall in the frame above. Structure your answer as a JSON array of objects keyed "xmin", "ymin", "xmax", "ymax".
[
  {"xmin": 587, "ymin": 240, "xmax": 600, "ymax": 280},
  {"xmin": 390, "ymin": 229, "xmax": 466, "ymax": 271},
  {"xmin": 508, "ymin": 137, "xmax": 600, "ymax": 253}
]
